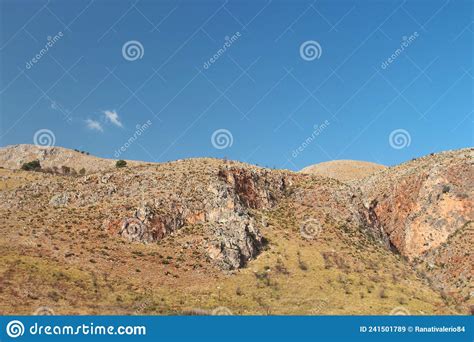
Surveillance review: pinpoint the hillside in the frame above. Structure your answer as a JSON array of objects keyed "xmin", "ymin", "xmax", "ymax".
[
  {"xmin": 0, "ymin": 144, "xmax": 143, "ymax": 174},
  {"xmin": 300, "ymin": 160, "xmax": 386, "ymax": 181},
  {"xmin": 355, "ymin": 148, "xmax": 473, "ymax": 304},
  {"xmin": 0, "ymin": 145, "xmax": 471, "ymax": 315}
]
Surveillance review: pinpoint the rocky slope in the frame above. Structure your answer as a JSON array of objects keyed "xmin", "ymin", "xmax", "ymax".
[
  {"xmin": 300, "ymin": 160, "xmax": 386, "ymax": 181},
  {"xmin": 356, "ymin": 149, "xmax": 472, "ymax": 259},
  {"xmin": 0, "ymin": 145, "xmax": 472, "ymax": 315},
  {"xmin": 354, "ymin": 148, "xmax": 473, "ymax": 303},
  {"xmin": 0, "ymin": 144, "xmax": 142, "ymax": 174},
  {"xmin": 0, "ymin": 157, "xmax": 293, "ymax": 271}
]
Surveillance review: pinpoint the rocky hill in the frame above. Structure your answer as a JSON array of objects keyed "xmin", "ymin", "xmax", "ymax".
[
  {"xmin": 0, "ymin": 144, "xmax": 142, "ymax": 174},
  {"xmin": 0, "ymin": 145, "xmax": 471, "ymax": 315},
  {"xmin": 354, "ymin": 149, "xmax": 473, "ymax": 303},
  {"xmin": 300, "ymin": 160, "xmax": 386, "ymax": 181}
]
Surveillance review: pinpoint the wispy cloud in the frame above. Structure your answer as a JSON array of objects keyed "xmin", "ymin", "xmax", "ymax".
[
  {"xmin": 103, "ymin": 110, "xmax": 123, "ymax": 127},
  {"xmin": 85, "ymin": 119, "xmax": 103, "ymax": 132}
]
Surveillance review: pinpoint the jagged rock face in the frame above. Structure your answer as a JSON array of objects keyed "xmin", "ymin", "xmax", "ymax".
[
  {"xmin": 217, "ymin": 168, "xmax": 290, "ymax": 209},
  {"xmin": 104, "ymin": 165, "xmax": 293, "ymax": 270},
  {"xmin": 206, "ymin": 214, "xmax": 264, "ymax": 270},
  {"xmin": 358, "ymin": 149, "xmax": 473, "ymax": 259},
  {"xmin": 351, "ymin": 148, "xmax": 473, "ymax": 303}
]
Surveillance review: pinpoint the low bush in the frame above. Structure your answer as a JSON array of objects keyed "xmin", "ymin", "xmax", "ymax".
[
  {"xmin": 61, "ymin": 165, "xmax": 71, "ymax": 174},
  {"xmin": 21, "ymin": 160, "xmax": 41, "ymax": 171},
  {"xmin": 116, "ymin": 160, "xmax": 127, "ymax": 168}
]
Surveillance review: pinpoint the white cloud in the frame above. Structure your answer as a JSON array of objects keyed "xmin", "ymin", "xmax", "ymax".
[
  {"xmin": 85, "ymin": 119, "xmax": 103, "ymax": 132},
  {"xmin": 103, "ymin": 110, "xmax": 123, "ymax": 127}
]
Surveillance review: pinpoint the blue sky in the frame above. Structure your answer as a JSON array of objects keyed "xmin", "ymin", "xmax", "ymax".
[{"xmin": 0, "ymin": 0, "xmax": 472, "ymax": 170}]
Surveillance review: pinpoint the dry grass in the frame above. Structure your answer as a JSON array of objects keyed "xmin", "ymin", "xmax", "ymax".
[{"xmin": 0, "ymin": 147, "xmax": 470, "ymax": 315}]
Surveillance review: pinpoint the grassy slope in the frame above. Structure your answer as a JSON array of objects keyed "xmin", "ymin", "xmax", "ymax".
[
  {"xmin": 0, "ymin": 196, "xmax": 457, "ymax": 315},
  {"xmin": 0, "ymin": 157, "xmax": 465, "ymax": 315}
]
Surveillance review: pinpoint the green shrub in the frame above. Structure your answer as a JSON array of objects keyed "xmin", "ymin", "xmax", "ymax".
[
  {"xmin": 61, "ymin": 165, "xmax": 71, "ymax": 174},
  {"xmin": 116, "ymin": 160, "xmax": 127, "ymax": 168},
  {"xmin": 21, "ymin": 160, "xmax": 41, "ymax": 171}
]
